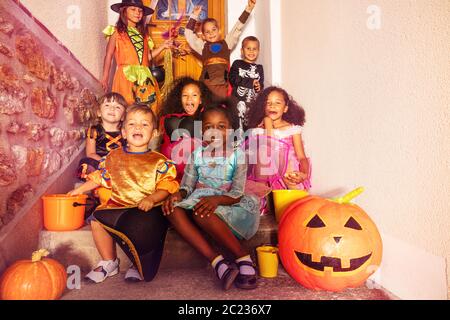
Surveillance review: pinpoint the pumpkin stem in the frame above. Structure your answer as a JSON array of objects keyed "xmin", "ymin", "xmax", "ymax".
[
  {"xmin": 31, "ymin": 249, "xmax": 50, "ymax": 262},
  {"xmin": 336, "ymin": 187, "xmax": 364, "ymax": 204}
]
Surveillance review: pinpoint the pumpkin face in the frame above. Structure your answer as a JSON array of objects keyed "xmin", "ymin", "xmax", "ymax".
[
  {"xmin": 0, "ymin": 249, "xmax": 67, "ymax": 300},
  {"xmin": 278, "ymin": 190, "xmax": 382, "ymax": 292}
]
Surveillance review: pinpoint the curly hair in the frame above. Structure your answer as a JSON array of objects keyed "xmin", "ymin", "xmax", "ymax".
[
  {"xmin": 161, "ymin": 77, "xmax": 213, "ymax": 119},
  {"xmin": 246, "ymin": 86, "xmax": 306, "ymax": 129},
  {"xmin": 201, "ymin": 98, "xmax": 240, "ymax": 131}
]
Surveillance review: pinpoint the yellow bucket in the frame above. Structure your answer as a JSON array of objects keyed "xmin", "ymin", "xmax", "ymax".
[
  {"xmin": 272, "ymin": 190, "xmax": 309, "ymax": 223},
  {"xmin": 256, "ymin": 245, "xmax": 279, "ymax": 278}
]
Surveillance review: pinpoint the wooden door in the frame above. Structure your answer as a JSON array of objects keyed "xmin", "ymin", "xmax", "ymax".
[{"xmin": 145, "ymin": 0, "xmax": 225, "ymax": 80}]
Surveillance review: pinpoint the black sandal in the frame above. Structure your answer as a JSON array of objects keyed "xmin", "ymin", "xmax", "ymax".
[
  {"xmin": 235, "ymin": 260, "xmax": 258, "ymax": 290},
  {"xmin": 215, "ymin": 259, "xmax": 239, "ymax": 291}
]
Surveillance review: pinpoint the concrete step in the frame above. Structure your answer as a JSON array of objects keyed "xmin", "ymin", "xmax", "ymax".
[
  {"xmin": 61, "ymin": 267, "xmax": 393, "ymax": 300},
  {"xmin": 38, "ymin": 215, "xmax": 278, "ymax": 272}
]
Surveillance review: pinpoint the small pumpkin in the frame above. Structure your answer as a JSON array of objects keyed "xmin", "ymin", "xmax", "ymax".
[
  {"xmin": 278, "ymin": 188, "xmax": 382, "ymax": 292},
  {"xmin": 0, "ymin": 249, "xmax": 67, "ymax": 300}
]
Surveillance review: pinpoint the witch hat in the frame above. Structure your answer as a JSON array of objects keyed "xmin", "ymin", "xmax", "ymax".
[{"xmin": 111, "ymin": 0, "xmax": 154, "ymax": 16}]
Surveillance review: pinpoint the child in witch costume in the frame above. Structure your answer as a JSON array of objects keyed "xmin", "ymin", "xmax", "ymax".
[
  {"xmin": 185, "ymin": 0, "xmax": 256, "ymax": 99},
  {"xmin": 101, "ymin": 0, "xmax": 173, "ymax": 114},
  {"xmin": 69, "ymin": 105, "xmax": 179, "ymax": 283},
  {"xmin": 77, "ymin": 93, "xmax": 127, "ymax": 182}
]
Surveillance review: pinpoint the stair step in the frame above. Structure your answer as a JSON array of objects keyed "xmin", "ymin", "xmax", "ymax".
[
  {"xmin": 38, "ymin": 215, "xmax": 278, "ymax": 272},
  {"xmin": 61, "ymin": 267, "xmax": 393, "ymax": 300}
]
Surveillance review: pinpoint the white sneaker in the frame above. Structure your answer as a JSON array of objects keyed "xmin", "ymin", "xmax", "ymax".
[
  {"xmin": 85, "ymin": 259, "xmax": 119, "ymax": 283},
  {"xmin": 124, "ymin": 265, "xmax": 143, "ymax": 282}
]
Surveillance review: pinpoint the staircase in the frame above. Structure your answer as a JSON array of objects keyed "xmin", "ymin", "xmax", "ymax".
[
  {"xmin": 38, "ymin": 214, "xmax": 394, "ymax": 300},
  {"xmin": 39, "ymin": 215, "xmax": 278, "ymax": 272}
]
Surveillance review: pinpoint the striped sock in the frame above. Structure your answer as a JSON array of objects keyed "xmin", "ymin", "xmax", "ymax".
[
  {"xmin": 211, "ymin": 255, "xmax": 228, "ymax": 279},
  {"xmin": 236, "ymin": 255, "xmax": 255, "ymax": 275}
]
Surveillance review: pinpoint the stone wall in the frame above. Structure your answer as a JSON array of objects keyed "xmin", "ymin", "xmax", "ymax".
[{"xmin": 0, "ymin": 0, "xmax": 101, "ymax": 238}]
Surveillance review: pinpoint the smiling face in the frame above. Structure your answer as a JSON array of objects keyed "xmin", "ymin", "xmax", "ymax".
[
  {"xmin": 202, "ymin": 109, "xmax": 231, "ymax": 150},
  {"xmin": 126, "ymin": 6, "xmax": 144, "ymax": 26},
  {"xmin": 122, "ymin": 109, "xmax": 157, "ymax": 152},
  {"xmin": 202, "ymin": 21, "xmax": 221, "ymax": 43},
  {"xmin": 242, "ymin": 40, "xmax": 260, "ymax": 63},
  {"xmin": 181, "ymin": 83, "xmax": 202, "ymax": 116},
  {"xmin": 265, "ymin": 91, "xmax": 288, "ymax": 122},
  {"xmin": 98, "ymin": 100, "xmax": 126, "ymax": 126},
  {"xmin": 278, "ymin": 196, "xmax": 383, "ymax": 292}
]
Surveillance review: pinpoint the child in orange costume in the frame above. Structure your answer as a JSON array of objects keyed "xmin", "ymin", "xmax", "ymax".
[{"xmin": 101, "ymin": 0, "xmax": 172, "ymax": 114}]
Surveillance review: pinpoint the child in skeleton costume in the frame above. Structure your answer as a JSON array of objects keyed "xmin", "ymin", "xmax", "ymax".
[
  {"xmin": 229, "ymin": 36, "xmax": 264, "ymax": 130},
  {"xmin": 185, "ymin": 0, "xmax": 256, "ymax": 99},
  {"xmin": 101, "ymin": 0, "xmax": 172, "ymax": 115}
]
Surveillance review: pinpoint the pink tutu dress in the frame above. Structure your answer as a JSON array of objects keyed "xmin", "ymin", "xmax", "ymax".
[{"xmin": 246, "ymin": 125, "xmax": 311, "ymax": 190}]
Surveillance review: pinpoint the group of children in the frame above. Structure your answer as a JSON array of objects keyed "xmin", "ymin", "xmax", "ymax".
[{"xmin": 69, "ymin": 0, "xmax": 310, "ymax": 291}]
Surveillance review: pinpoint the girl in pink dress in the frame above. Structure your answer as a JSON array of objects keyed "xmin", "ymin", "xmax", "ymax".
[{"xmin": 246, "ymin": 86, "xmax": 311, "ymax": 190}]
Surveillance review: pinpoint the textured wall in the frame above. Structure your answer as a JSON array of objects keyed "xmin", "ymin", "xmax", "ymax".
[
  {"xmin": 280, "ymin": 0, "xmax": 450, "ymax": 297},
  {"xmin": 0, "ymin": 0, "xmax": 102, "ymax": 271},
  {"xmin": 19, "ymin": 0, "xmax": 109, "ymax": 79}
]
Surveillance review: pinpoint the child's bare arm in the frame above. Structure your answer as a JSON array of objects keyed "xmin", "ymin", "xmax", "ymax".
[
  {"xmin": 287, "ymin": 133, "xmax": 309, "ymax": 183},
  {"xmin": 138, "ymin": 190, "xmax": 170, "ymax": 212},
  {"xmin": 68, "ymin": 180, "xmax": 100, "ymax": 196},
  {"xmin": 101, "ymin": 33, "xmax": 116, "ymax": 92},
  {"xmin": 185, "ymin": 6, "xmax": 205, "ymax": 55},
  {"xmin": 85, "ymin": 136, "xmax": 102, "ymax": 161},
  {"xmin": 263, "ymin": 117, "xmax": 274, "ymax": 136},
  {"xmin": 225, "ymin": 0, "xmax": 256, "ymax": 49},
  {"xmin": 149, "ymin": 39, "xmax": 173, "ymax": 62}
]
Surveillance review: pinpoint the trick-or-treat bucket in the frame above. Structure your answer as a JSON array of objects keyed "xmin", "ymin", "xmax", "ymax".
[
  {"xmin": 272, "ymin": 190, "xmax": 309, "ymax": 223},
  {"xmin": 42, "ymin": 194, "xmax": 88, "ymax": 231},
  {"xmin": 256, "ymin": 245, "xmax": 279, "ymax": 278}
]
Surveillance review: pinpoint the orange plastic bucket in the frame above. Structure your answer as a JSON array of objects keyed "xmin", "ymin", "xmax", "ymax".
[{"xmin": 42, "ymin": 194, "xmax": 88, "ymax": 231}]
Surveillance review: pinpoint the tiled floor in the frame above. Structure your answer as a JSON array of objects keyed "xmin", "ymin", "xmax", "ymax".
[{"xmin": 62, "ymin": 266, "xmax": 393, "ymax": 300}]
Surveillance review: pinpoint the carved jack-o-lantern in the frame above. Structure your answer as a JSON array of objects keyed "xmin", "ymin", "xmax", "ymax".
[
  {"xmin": 132, "ymin": 78, "xmax": 157, "ymax": 106},
  {"xmin": 278, "ymin": 188, "xmax": 382, "ymax": 292}
]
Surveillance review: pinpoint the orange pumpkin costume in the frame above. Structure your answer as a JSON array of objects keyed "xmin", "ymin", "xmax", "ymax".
[{"xmin": 103, "ymin": 26, "xmax": 162, "ymax": 114}]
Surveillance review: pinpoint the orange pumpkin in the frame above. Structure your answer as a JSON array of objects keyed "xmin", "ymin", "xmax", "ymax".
[
  {"xmin": 278, "ymin": 188, "xmax": 382, "ymax": 292},
  {"xmin": 0, "ymin": 249, "xmax": 67, "ymax": 300}
]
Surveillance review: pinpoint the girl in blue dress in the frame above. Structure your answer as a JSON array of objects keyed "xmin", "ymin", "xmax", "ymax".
[{"xmin": 163, "ymin": 101, "xmax": 260, "ymax": 290}]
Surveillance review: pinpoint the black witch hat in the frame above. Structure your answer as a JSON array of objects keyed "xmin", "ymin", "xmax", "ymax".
[{"xmin": 111, "ymin": 0, "xmax": 154, "ymax": 16}]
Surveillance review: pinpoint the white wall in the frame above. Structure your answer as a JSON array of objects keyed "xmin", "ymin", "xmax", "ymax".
[
  {"xmin": 280, "ymin": 0, "xmax": 450, "ymax": 299},
  {"xmin": 20, "ymin": 0, "xmax": 109, "ymax": 79},
  {"xmin": 227, "ymin": 0, "xmax": 278, "ymax": 86}
]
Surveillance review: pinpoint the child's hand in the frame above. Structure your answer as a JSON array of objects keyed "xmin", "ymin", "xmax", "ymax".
[
  {"xmin": 192, "ymin": 5, "xmax": 202, "ymax": 17},
  {"xmin": 162, "ymin": 39, "xmax": 174, "ymax": 50},
  {"xmin": 162, "ymin": 192, "xmax": 182, "ymax": 216},
  {"xmin": 194, "ymin": 196, "xmax": 220, "ymax": 218},
  {"xmin": 284, "ymin": 171, "xmax": 308, "ymax": 185},
  {"xmin": 138, "ymin": 196, "xmax": 155, "ymax": 212},
  {"xmin": 247, "ymin": 0, "xmax": 256, "ymax": 11},
  {"xmin": 100, "ymin": 78, "xmax": 108, "ymax": 92},
  {"xmin": 253, "ymin": 80, "xmax": 261, "ymax": 93},
  {"xmin": 67, "ymin": 189, "xmax": 82, "ymax": 196}
]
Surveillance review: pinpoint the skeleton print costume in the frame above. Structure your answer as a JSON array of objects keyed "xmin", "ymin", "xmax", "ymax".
[{"xmin": 229, "ymin": 60, "xmax": 264, "ymax": 130}]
